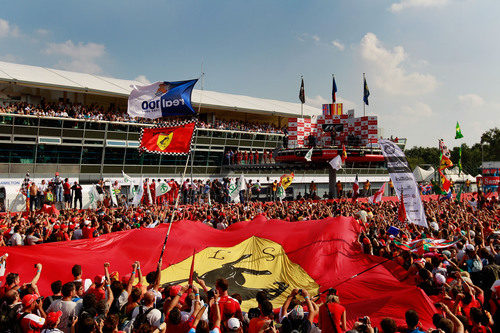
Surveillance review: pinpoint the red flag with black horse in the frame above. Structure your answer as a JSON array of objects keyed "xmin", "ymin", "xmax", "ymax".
[{"xmin": 139, "ymin": 122, "xmax": 195, "ymax": 155}]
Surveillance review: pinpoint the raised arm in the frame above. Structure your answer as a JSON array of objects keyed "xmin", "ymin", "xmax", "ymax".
[{"xmin": 30, "ymin": 263, "xmax": 42, "ymax": 294}]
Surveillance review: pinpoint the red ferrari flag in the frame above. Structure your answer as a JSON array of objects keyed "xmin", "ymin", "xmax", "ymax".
[
  {"xmin": 0, "ymin": 216, "xmax": 436, "ymax": 328},
  {"xmin": 342, "ymin": 144, "xmax": 347, "ymax": 162},
  {"xmin": 139, "ymin": 122, "xmax": 195, "ymax": 155}
]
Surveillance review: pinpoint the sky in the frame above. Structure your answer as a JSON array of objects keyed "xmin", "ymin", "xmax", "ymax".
[{"xmin": 1, "ymin": 0, "xmax": 499, "ymax": 148}]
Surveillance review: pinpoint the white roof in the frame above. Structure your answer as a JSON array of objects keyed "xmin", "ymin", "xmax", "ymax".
[
  {"xmin": 413, "ymin": 166, "xmax": 435, "ymax": 182},
  {"xmin": 0, "ymin": 61, "xmax": 321, "ymax": 117}
]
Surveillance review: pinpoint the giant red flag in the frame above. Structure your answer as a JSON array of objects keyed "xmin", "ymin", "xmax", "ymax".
[
  {"xmin": 139, "ymin": 122, "xmax": 195, "ymax": 155},
  {"xmin": 0, "ymin": 216, "xmax": 436, "ymax": 328}
]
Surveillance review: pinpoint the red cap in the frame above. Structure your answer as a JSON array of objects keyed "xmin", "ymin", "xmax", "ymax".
[
  {"xmin": 46, "ymin": 311, "xmax": 62, "ymax": 325},
  {"xmin": 53, "ymin": 224, "xmax": 60, "ymax": 230},
  {"xmin": 69, "ymin": 224, "xmax": 75, "ymax": 230},
  {"xmin": 22, "ymin": 294, "xmax": 38, "ymax": 307},
  {"xmin": 61, "ymin": 224, "xmax": 68, "ymax": 230},
  {"xmin": 94, "ymin": 275, "xmax": 104, "ymax": 284},
  {"xmin": 363, "ymin": 238, "xmax": 371, "ymax": 245},
  {"xmin": 55, "ymin": 172, "xmax": 59, "ymax": 176},
  {"xmin": 169, "ymin": 285, "xmax": 182, "ymax": 297}
]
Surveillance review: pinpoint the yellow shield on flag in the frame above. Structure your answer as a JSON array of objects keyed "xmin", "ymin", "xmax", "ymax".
[
  {"xmin": 156, "ymin": 236, "xmax": 319, "ymax": 311},
  {"xmin": 157, "ymin": 132, "xmax": 173, "ymax": 150}
]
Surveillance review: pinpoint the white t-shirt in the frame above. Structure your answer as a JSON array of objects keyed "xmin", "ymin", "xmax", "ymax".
[
  {"xmin": 9, "ymin": 233, "xmax": 24, "ymax": 246},
  {"xmin": 47, "ymin": 299, "xmax": 82, "ymax": 333},
  {"xmin": 130, "ymin": 305, "xmax": 162, "ymax": 328}
]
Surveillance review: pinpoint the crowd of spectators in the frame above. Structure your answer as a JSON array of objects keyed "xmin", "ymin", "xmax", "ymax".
[
  {"xmin": 0, "ymin": 101, "xmax": 284, "ymax": 134},
  {"xmin": 0, "ymin": 185, "xmax": 498, "ymax": 332}
]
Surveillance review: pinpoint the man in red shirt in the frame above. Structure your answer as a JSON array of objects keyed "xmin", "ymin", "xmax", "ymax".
[
  {"xmin": 63, "ymin": 178, "xmax": 71, "ymax": 210},
  {"xmin": 18, "ymin": 294, "xmax": 46, "ymax": 333},
  {"xmin": 318, "ymin": 294, "xmax": 347, "ymax": 333},
  {"xmin": 86, "ymin": 275, "xmax": 106, "ymax": 302},
  {"xmin": 214, "ymin": 278, "xmax": 242, "ymax": 323},
  {"xmin": 82, "ymin": 220, "xmax": 97, "ymax": 239}
]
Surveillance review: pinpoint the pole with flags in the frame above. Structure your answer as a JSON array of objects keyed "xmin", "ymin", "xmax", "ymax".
[
  {"xmin": 363, "ymin": 73, "xmax": 370, "ymax": 116},
  {"xmin": 332, "ymin": 74, "xmax": 337, "ymax": 103},
  {"xmin": 299, "ymin": 76, "xmax": 305, "ymax": 117}
]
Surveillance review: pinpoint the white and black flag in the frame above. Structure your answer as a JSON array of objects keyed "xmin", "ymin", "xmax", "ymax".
[{"xmin": 378, "ymin": 139, "xmax": 428, "ymax": 228}]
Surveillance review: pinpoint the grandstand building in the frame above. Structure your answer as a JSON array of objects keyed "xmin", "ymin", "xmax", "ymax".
[{"xmin": 0, "ymin": 61, "xmax": 402, "ymax": 207}]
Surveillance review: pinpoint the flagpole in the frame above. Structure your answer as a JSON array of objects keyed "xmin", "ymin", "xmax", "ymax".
[
  {"xmin": 363, "ymin": 73, "xmax": 366, "ymax": 117},
  {"xmin": 157, "ymin": 150, "xmax": 192, "ymax": 264},
  {"xmin": 332, "ymin": 74, "xmax": 335, "ymax": 104}
]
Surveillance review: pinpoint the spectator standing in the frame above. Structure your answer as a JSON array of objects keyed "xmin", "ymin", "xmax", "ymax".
[{"xmin": 71, "ymin": 182, "xmax": 82, "ymax": 210}]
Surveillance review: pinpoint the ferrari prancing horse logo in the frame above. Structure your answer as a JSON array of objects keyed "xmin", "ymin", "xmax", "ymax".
[{"xmin": 157, "ymin": 132, "xmax": 173, "ymax": 150}]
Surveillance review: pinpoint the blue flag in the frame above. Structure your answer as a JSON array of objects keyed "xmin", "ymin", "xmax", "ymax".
[
  {"xmin": 363, "ymin": 77, "xmax": 370, "ymax": 105},
  {"xmin": 128, "ymin": 79, "xmax": 198, "ymax": 119},
  {"xmin": 332, "ymin": 75, "xmax": 337, "ymax": 103}
]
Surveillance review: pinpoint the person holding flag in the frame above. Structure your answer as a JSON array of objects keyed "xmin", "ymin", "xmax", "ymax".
[
  {"xmin": 352, "ymin": 175, "xmax": 359, "ymax": 202},
  {"xmin": 368, "ymin": 182, "xmax": 386, "ymax": 204}
]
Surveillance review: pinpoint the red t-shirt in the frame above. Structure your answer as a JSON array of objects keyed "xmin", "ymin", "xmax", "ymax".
[
  {"xmin": 63, "ymin": 182, "xmax": 71, "ymax": 195},
  {"xmin": 318, "ymin": 303, "xmax": 345, "ymax": 333},
  {"xmin": 82, "ymin": 226, "xmax": 96, "ymax": 239}
]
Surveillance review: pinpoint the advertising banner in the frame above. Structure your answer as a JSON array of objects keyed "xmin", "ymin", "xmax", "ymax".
[
  {"xmin": 128, "ymin": 79, "xmax": 198, "ymax": 119},
  {"xmin": 378, "ymin": 139, "xmax": 428, "ymax": 227}
]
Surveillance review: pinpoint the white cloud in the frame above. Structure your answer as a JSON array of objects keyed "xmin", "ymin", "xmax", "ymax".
[
  {"xmin": 401, "ymin": 102, "xmax": 433, "ymax": 117},
  {"xmin": 331, "ymin": 40, "xmax": 345, "ymax": 51},
  {"xmin": 0, "ymin": 18, "xmax": 19, "ymax": 38},
  {"xmin": 44, "ymin": 40, "xmax": 106, "ymax": 74},
  {"xmin": 134, "ymin": 75, "xmax": 151, "ymax": 85},
  {"xmin": 390, "ymin": 0, "xmax": 450, "ymax": 13},
  {"xmin": 0, "ymin": 54, "xmax": 19, "ymax": 62},
  {"xmin": 36, "ymin": 29, "xmax": 49, "ymax": 36},
  {"xmin": 360, "ymin": 32, "xmax": 437, "ymax": 95},
  {"xmin": 458, "ymin": 94, "xmax": 485, "ymax": 108},
  {"xmin": 312, "ymin": 35, "xmax": 320, "ymax": 42}
]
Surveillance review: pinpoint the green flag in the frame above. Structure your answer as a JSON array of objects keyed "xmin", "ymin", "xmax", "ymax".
[
  {"xmin": 458, "ymin": 146, "xmax": 462, "ymax": 175},
  {"xmin": 455, "ymin": 121, "xmax": 464, "ymax": 139},
  {"xmin": 455, "ymin": 186, "xmax": 462, "ymax": 203}
]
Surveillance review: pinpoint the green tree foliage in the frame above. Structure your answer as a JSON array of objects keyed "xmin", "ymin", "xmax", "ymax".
[{"xmin": 405, "ymin": 127, "xmax": 499, "ymax": 175}]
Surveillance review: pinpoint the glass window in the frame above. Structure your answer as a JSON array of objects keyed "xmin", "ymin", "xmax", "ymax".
[
  {"xmin": 103, "ymin": 147, "xmax": 125, "ymax": 165},
  {"xmin": 63, "ymin": 119, "xmax": 85, "ymax": 129},
  {"xmin": 0, "ymin": 115, "xmax": 13, "ymax": 125},
  {"xmin": 39, "ymin": 118, "xmax": 62, "ymax": 128},
  {"xmin": 0, "ymin": 145, "xmax": 11, "ymax": 162},
  {"xmin": 36, "ymin": 145, "xmax": 58, "ymax": 164},
  {"xmin": 124, "ymin": 148, "xmax": 142, "ymax": 165},
  {"xmin": 57, "ymin": 146, "xmax": 82, "ymax": 164},
  {"xmin": 142, "ymin": 152, "xmax": 160, "ymax": 165},
  {"xmin": 82, "ymin": 147, "xmax": 103, "ymax": 165},
  {"xmin": 10, "ymin": 144, "xmax": 35, "ymax": 163},
  {"xmin": 108, "ymin": 123, "xmax": 128, "ymax": 132},
  {"xmin": 85, "ymin": 122, "xmax": 106, "ymax": 131}
]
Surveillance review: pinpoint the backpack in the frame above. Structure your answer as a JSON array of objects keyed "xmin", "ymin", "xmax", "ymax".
[
  {"xmin": 132, "ymin": 306, "xmax": 154, "ymax": 331},
  {"xmin": 0, "ymin": 304, "xmax": 25, "ymax": 333}
]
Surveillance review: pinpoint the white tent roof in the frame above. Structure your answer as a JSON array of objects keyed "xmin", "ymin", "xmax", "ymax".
[
  {"xmin": 413, "ymin": 166, "xmax": 435, "ymax": 182},
  {"xmin": 0, "ymin": 61, "xmax": 322, "ymax": 117}
]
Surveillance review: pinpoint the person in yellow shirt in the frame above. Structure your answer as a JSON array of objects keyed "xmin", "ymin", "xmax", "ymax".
[{"xmin": 336, "ymin": 181, "xmax": 343, "ymax": 198}]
